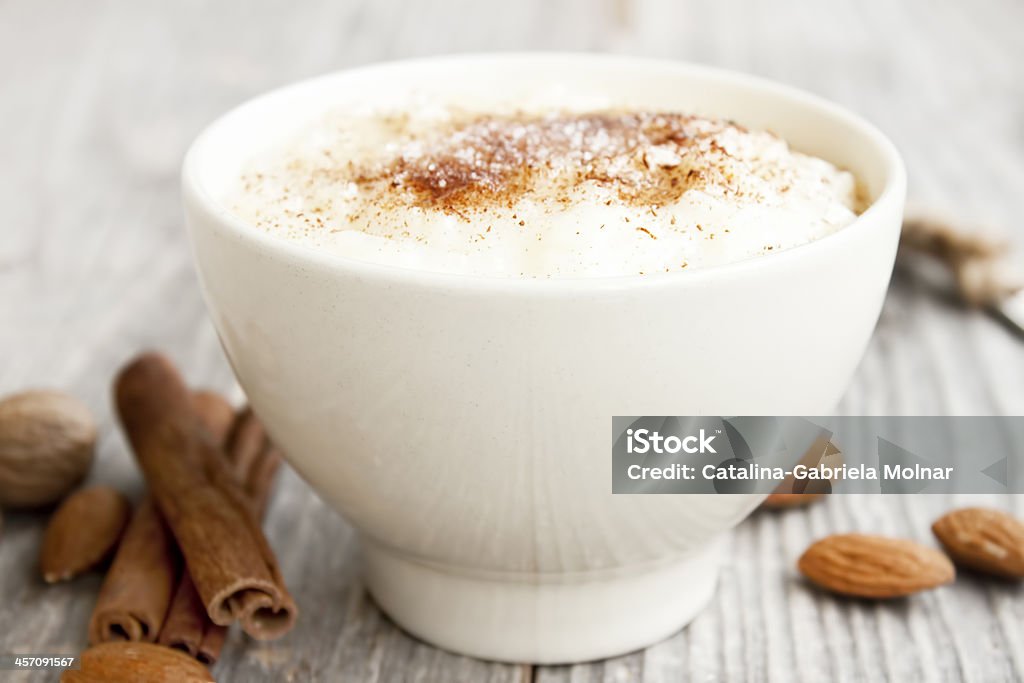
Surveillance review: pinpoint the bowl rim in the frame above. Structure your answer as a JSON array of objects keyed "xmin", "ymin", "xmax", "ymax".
[{"xmin": 182, "ymin": 52, "xmax": 907, "ymax": 293}]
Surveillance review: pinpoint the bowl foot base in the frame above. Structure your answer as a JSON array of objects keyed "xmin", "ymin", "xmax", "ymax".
[{"xmin": 361, "ymin": 539, "xmax": 722, "ymax": 664}]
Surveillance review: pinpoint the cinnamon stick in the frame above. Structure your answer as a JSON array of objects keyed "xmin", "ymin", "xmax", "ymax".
[
  {"xmin": 88, "ymin": 391, "xmax": 236, "ymax": 644},
  {"xmin": 226, "ymin": 408, "xmax": 282, "ymax": 519},
  {"xmin": 115, "ymin": 352, "xmax": 296, "ymax": 640},
  {"xmin": 192, "ymin": 391, "xmax": 237, "ymax": 446},
  {"xmin": 159, "ymin": 573, "xmax": 225, "ymax": 665},
  {"xmin": 158, "ymin": 408, "xmax": 283, "ymax": 664},
  {"xmin": 87, "ymin": 498, "xmax": 175, "ymax": 643}
]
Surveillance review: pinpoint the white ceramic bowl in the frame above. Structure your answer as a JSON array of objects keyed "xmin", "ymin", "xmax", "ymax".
[{"xmin": 182, "ymin": 54, "xmax": 905, "ymax": 664}]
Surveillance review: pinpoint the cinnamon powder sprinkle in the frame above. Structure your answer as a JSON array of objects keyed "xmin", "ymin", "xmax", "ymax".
[{"xmin": 351, "ymin": 111, "xmax": 750, "ymax": 216}]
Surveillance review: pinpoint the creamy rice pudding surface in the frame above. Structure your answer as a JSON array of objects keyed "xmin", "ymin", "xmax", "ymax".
[{"xmin": 226, "ymin": 102, "xmax": 862, "ymax": 277}]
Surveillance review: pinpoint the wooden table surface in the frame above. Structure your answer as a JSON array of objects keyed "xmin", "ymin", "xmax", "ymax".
[{"xmin": 2, "ymin": 0, "xmax": 1023, "ymax": 681}]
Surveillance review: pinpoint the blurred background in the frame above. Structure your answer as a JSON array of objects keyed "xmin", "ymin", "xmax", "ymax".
[
  {"xmin": 2, "ymin": 0, "xmax": 1023, "ymax": 414},
  {"xmin": 1, "ymin": 1, "xmax": 1023, "ymax": 681}
]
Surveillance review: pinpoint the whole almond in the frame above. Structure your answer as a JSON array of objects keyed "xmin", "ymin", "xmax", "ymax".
[
  {"xmin": 799, "ymin": 533, "xmax": 955, "ymax": 598},
  {"xmin": 0, "ymin": 390, "xmax": 97, "ymax": 508},
  {"xmin": 40, "ymin": 486, "xmax": 131, "ymax": 583},
  {"xmin": 932, "ymin": 507, "xmax": 1024, "ymax": 579},
  {"xmin": 763, "ymin": 492, "xmax": 824, "ymax": 509},
  {"xmin": 762, "ymin": 437, "xmax": 842, "ymax": 510},
  {"xmin": 61, "ymin": 642, "xmax": 213, "ymax": 682}
]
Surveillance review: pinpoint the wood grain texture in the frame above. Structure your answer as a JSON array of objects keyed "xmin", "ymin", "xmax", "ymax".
[{"xmin": 1, "ymin": 0, "xmax": 1023, "ymax": 680}]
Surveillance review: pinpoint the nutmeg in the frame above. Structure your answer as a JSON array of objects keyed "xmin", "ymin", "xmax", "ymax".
[{"xmin": 0, "ymin": 390, "xmax": 97, "ymax": 508}]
